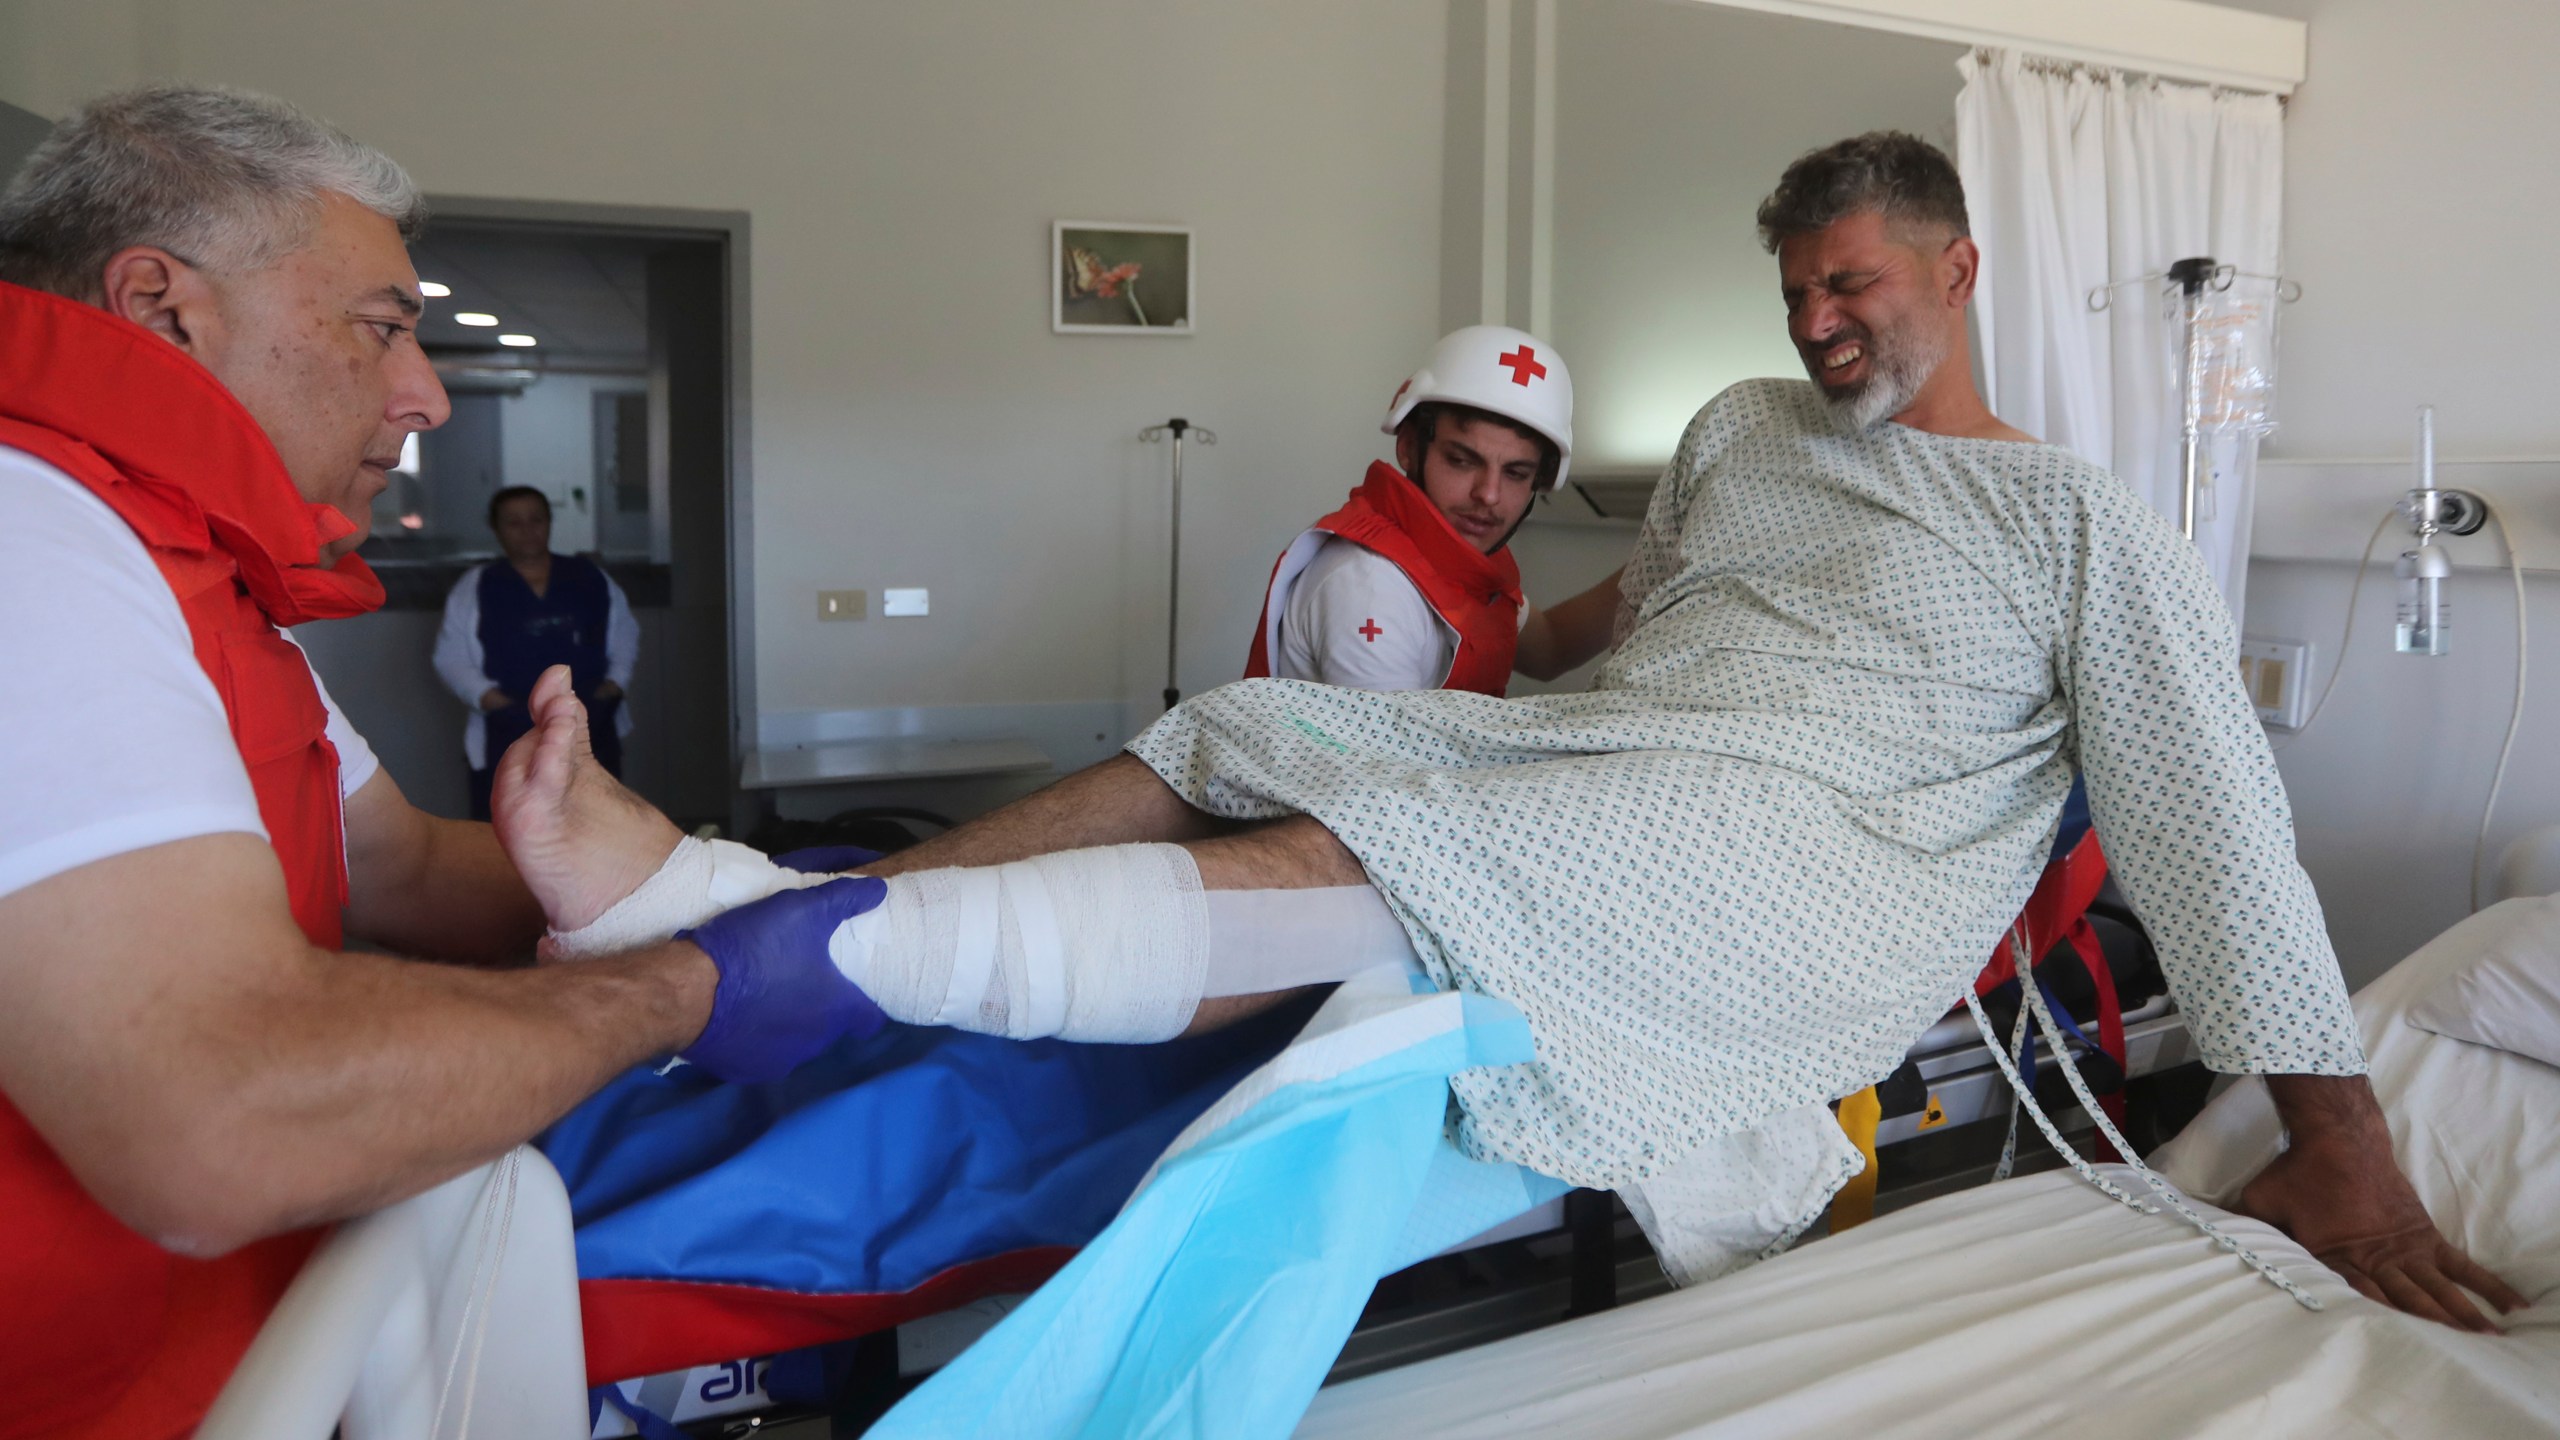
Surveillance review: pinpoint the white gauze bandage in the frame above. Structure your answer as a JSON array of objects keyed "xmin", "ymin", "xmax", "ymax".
[
  {"xmin": 1199, "ymin": 884, "xmax": 1423, "ymax": 995},
  {"xmin": 540, "ymin": 836, "xmax": 837, "ymax": 961},
  {"xmin": 828, "ymin": 843, "xmax": 1209, "ymax": 1044}
]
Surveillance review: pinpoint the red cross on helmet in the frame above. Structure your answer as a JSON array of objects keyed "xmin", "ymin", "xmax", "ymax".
[{"xmin": 1381, "ymin": 325, "xmax": 1575, "ymax": 488}]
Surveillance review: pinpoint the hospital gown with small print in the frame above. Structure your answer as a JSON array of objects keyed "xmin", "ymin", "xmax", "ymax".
[{"xmin": 1130, "ymin": 378, "xmax": 2365, "ymax": 1195}]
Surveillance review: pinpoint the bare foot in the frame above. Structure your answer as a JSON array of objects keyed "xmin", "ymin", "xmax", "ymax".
[{"xmin": 491, "ymin": 665, "xmax": 684, "ymax": 931}]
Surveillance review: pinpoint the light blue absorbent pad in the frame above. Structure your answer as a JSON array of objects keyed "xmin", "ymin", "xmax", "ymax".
[{"xmin": 868, "ymin": 965, "xmax": 1569, "ymax": 1440}]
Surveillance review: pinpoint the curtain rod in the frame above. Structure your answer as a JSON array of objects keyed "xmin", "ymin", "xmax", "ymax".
[{"xmin": 1682, "ymin": 0, "xmax": 2303, "ymax": 96}]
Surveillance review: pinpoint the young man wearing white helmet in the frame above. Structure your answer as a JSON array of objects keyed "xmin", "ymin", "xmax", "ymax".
[{"xmin": 1241, "ymin": 325, "xmax": 1624, "ymax": 695}]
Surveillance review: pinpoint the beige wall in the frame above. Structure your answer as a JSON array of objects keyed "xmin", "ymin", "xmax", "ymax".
[
  {"xmin": 2217, "ymin": 0, "xmax": 2560, "ymax": 985},
  {"xmin": 1, "ymin": 0, "xmax": 1450, "ymax": 736},
  {"xmin": 2233, "ymin": 0, "xmax": 2555, "ymax": 460},
  {"xmin": 1550, "ymin": 0, "xmax": 1962, "ymax": 468},
  {"xmin": 1498, "ymin": 0, "xmax": 1963, "ymax": 693}
]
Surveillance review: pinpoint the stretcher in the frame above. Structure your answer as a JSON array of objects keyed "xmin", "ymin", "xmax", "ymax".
[{"xmin": 209, "ymin": 792, "xmax": 2180, "ymax": 1437}]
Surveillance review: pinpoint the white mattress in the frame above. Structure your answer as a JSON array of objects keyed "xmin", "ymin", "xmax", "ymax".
[{"xmin": 1297, "ymin": 900, "xmax": 2560, "ymax": 1440}]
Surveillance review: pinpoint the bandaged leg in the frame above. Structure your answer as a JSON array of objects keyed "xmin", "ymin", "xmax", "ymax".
[
  {"xmin": 543, "ymin": 836, "xmax": 835, "ymax": 960},
  {"xmin": 1199, "ymin": 884, "xmax": 1422, "ymax": 996},
  {"xmin": 830, "ymin": 846, "xmax": 1421, "ymax": 1043}
]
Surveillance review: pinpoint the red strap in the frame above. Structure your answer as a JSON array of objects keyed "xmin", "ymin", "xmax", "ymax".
[
  {"xmin": 1975, "ymin": 833, "xmax": 2109, "ymax": 996},
  {"xmin": 1967, "ymin": 831, "xmax": 2134, "ymax": 1160}
]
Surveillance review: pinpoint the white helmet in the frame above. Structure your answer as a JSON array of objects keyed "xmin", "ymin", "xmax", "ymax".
[{"xmin": 1381, "ymin": 324, "xmax": 1575, "ymax": 489}]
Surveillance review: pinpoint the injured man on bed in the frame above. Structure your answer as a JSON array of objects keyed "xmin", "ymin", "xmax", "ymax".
[{"xmin": 496, "ymin": 131, "xmax": 2522, "ymax": 1331}]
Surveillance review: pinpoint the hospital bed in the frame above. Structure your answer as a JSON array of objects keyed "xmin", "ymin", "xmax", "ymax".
[{"xmin": 1291, "ymin": 896, "xmax": 2560, "ymax": 1440}]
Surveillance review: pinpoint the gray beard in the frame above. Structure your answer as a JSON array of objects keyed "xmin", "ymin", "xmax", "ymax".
[{"xmin": 1824, "ymin": 323, "xmax": 1946, "ymax": 430}]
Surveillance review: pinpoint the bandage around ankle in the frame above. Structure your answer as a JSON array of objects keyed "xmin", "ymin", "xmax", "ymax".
[
  {"xmin": 542, "ymin": 836, "xmax": 834, "ymax": 960},
  {"xmin": 828, "ymin": 843, "xmax": 1209, "ymax": 1043}
]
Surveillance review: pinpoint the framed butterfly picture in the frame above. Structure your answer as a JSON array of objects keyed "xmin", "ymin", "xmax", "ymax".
[{"xmin": 1053, "ymin": 222, "xmax": 1194, "ymax": 334}]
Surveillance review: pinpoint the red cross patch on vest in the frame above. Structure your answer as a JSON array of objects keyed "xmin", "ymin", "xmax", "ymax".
[{"xmin": 1242, "ymin": 461, "xmax": 1524, "ymax": 696}]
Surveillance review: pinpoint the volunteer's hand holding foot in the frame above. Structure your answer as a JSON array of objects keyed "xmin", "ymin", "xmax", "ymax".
[
  {"xmin": 676, "ymin": 878, "xmax": 894, "ymax": 1081},
  {"xmin": 492, "ymin": 664, "xmax": 684, "ymax": 931},
  {"xmin": 492, "ymin": 665, "xmax": 895, "ymax": 1080}
]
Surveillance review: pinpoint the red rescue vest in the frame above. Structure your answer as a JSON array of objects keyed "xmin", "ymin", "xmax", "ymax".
[
  {"xmin": 0, "ymin": 281, "xmax": 385, "ymax": 1440},
  {"xmin": 1242, "ymin": 461, "xmax": 1526, "ymax": 696}
]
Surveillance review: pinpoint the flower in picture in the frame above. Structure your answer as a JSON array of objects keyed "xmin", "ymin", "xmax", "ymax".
[
  {"xmin": 1067, "ymin": 247, "xmax": 1153, "ymax": 323},
  {"xmin": 1067, "ymin": 247, "xmax": 1143, "ymax": 300}
]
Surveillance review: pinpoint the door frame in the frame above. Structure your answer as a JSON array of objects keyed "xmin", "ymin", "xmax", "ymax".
[{"xmin": 420, "ymin": 195, "xmax": 757, "ymax": 827}]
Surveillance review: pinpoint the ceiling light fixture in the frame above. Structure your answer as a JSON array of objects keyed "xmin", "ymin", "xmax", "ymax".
[
  {"xmin": 497, "ymin": 334, "xmax": 538, "ymax": 348},
  {"xmin": 454, "ymin": 312, "xmax": 500, "ymax": 326},
  {"xmin": 418, "ymin": 281, "xmax": 452, "ymax": 298}
]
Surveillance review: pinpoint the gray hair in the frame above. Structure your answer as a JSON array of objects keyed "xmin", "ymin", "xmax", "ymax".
[
  {"xmin": 0, "ymin": 83, "xmax": 425, "ymax": 299},
  {"xmin": 1755, "ymin": 130, "xmax": 1968, "ymax": 254}
]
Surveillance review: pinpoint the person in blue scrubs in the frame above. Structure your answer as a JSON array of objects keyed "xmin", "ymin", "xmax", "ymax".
[{"xmin": 435, "ymin": 485, "xmax": 638, "ymax": 819}]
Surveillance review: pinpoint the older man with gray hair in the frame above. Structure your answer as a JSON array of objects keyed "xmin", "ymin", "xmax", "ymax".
[{"xmin": 0, "ymin": 86, "xmax": 727, "ymax": 1437}]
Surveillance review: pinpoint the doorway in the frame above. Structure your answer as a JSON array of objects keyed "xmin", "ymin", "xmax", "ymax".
[{"xmin": 294, "ymin": 200, "xmax": 754, "ymax": 831}]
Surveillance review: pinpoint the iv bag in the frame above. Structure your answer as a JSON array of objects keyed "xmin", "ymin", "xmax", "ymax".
[{"xmin": 2165, "ymin": 274, "xmax": 2282, "ymax": 436}]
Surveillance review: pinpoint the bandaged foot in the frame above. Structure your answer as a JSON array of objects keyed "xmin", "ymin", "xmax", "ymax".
[
  {"xmin": 492, "ymin": 666, "xmax": 685, "ymax": 931},
  {"xmin": 542, "ymin": 836, "xmax": 841, "ymax": 960}
]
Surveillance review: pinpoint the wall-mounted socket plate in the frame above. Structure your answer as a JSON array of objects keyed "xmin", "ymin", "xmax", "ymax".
[
  {"xmin": 883, "ymin": 588, "xmax": 930, "ymax": 617},
  {"xmin": 818, "ymin": 589, "xmax": 866, "ymax": 621},
  {"xmin": 2238, "ymin": 636, "xmax": 2311, "ymax": 730}
]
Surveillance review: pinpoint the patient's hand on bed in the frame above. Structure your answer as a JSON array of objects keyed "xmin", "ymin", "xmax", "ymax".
[
  {"xmin": 492, "ymin": 665, "xmax": 685, "ymax": 932},
  {"xmin": 2239, "ymin": 1074, "xmax": 2527, "ymax": 1333}
]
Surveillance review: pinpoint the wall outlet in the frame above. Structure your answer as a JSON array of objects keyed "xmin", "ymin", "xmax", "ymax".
[
  {"xmin": 818, "ymin": 589, "xmax": 866, "ymax": 621},
  {"xmin": 2238, "ymin": 636, "xmax": 2311, "ymax": 730},
  {"xmin": 883, "ymin": 587, "xmax": 930, "ymax": 617}
]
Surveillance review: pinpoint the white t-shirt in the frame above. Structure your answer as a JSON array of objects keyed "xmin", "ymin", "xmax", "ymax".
[
  {"xmin": 0, "ymin": 446, "xmax": 380, "ymax": 903},
  {"xmin": 1273, "ymin": 536, "xmax": 1528, "ymax": 692}
]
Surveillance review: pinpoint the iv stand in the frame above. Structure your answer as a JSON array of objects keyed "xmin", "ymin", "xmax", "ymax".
[
  {"xmin": 2167, "ymin": 257, "xmax": 2215, "ymax": 541},
  {"xmin": 2087, "ymin": 259, "xmax": 2301, "ymax": 542},
  {"xmin": 1140, "ymin": 418, "xmax": 1215, "ymax": 710}
]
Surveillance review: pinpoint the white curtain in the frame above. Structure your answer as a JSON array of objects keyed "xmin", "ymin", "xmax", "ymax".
[{"xmin": 1955, "ymin": 48, "xmax": 2285, "ymax": 628}]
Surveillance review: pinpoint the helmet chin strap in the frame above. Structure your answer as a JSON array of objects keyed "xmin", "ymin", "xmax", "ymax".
[{"xmin": 1488, "ymin": 499, "xmax": 1536, "ymax": 556}]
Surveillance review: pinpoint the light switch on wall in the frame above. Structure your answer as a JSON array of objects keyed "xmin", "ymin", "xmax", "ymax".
[
  {"xmin": 818, "ymin": 589, "xmax": 866, "ymax": 621},
  {"xmin": 883, "ymin": 588, "xmax": 930, "ymax": 617},
  {"xmin": 2238, "ymin": 637, "xmax": 2311, "ymax": 730}
]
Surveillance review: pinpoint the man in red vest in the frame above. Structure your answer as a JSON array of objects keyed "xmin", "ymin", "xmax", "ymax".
[
  {"xmin": 1243, "ymin": 325, "xmax": 1622, "ymax": 696},
  {"xmin": 0, "ymin": 87, "xmax": 716, "ymax": 1439}
]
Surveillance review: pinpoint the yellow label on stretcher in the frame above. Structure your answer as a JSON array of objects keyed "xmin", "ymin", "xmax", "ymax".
[{"xmin": 1918, "ymin": 1093, "xmax": 1948, "ymax": 1130}]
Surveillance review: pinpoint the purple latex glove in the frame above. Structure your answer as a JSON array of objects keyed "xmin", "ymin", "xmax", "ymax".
[
  {"xmin": 676, "ymin": 876, "xmax": 892, "ymax": 1082},
  {"xmin": 771, "ymin": 844, "xmax": 885, "ymax": 874}
]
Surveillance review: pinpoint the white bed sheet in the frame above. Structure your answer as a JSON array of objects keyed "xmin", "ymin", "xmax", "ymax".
[{"xmin": 1296, "ymin": 900, "xmax": 2560, "ymax": 1440}]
